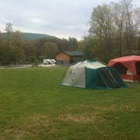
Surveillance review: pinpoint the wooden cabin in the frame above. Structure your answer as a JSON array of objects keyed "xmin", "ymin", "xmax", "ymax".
[{"xmin": 56, "ymin": 51, "xmax": 83, "ymax": 64}]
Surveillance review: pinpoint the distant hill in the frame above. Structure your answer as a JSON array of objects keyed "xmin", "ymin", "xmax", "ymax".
[
  {"xmin": 1, "ymin": 32, "xmax": 55, "ymax": 41},
  {"xmin": 21, "ymin": 33, "xmax": 55, "ymax": 40}
]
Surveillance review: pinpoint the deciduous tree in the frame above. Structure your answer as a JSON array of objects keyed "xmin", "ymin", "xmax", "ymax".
[
  {"xmin": 5, "ymin": 23, "xmax": 13, "ymax": 40},
  {"xmin": 41, "ymin": 42, "xmax": 59, "ymax": 58}
]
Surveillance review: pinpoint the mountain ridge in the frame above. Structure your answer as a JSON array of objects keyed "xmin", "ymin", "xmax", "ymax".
[{"xmin": 1, "ymin": 32, "xmax": 56, "ymax": 40}]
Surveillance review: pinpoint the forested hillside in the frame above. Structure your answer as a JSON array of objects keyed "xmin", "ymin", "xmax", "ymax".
[
  {"xmin": 0, "ymin": 29, "xmax": 79, "ymax": 65},
  {"xmin": 1, "ymin": 32, "xmax": 54, "ymax": 40},
  {"xmin": 0, "ymin": 0, "xmax": 140, "ymax": 65}
]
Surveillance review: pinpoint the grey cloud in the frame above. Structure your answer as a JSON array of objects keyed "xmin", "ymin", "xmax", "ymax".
[{"xmin": 1, "ymin": 0, "xmax": 138, "ymax": 40}]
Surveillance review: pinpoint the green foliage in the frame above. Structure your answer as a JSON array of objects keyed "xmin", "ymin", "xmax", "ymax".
[
  {"xmin": 0, "ymin": 30, "xmax": 25, "ymax": 65},
  {"xmin": 23, "ymin": 40, "xmax": 37, "ymax": 60},
  {"xmin": 83, "ymin": 38, "xmax": 96, "ymax": 59},
  {"xmin": 68, "ymin": 37, "xmax": 78, "ymax": 51},
  {"xmin": 25, "ymin": 56, "xmax": 37, "ymax": 63},
  {"xmin": 42, "ymin": 42, "xmax": 59, "ymax": 58},
  {"xmin": 0, "ymin": 41, "xmax": 24, "ymax": 65},
  {"xmin": 1, "ymin": 26, "xmax": 79, "ymax": 65},
  {"xmin": 11, "ymin": 30, "xmax": 23, "ymax": 46},
  {"xmin": 85, "ymin": 0, "xmax": 140, "ymax": 61},
  {"xmin": 0, "ymin": 67, "xmax": 140, "ymax": 140},
  {"xmin": 5, "ymin": 23, "xmax": 13, "ymax": 40}
]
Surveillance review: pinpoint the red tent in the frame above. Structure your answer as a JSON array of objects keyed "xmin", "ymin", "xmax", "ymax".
[{"xmin": 108, "ymin": 55, "xmax": 140, "ymax": 82}]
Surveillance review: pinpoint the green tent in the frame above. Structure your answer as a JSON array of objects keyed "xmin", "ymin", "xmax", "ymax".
[{"xmin": 61, "ymin": 60, "xmax": 128, "ymax": 89}]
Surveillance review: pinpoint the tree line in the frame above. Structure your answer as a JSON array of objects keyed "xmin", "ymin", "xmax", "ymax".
[
  {"xmin": 78, "ymin": 0, "xmax": 140, "ymax": 63},
  {"xmin": 0, "ymin": 0, "xmax": 140, "ymax": 65},
  {"xmin": 0, "ymin": 23, "xmax": 78, "ymax": 65}
]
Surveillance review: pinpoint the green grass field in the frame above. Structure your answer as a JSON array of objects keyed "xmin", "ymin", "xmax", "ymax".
[{"xmin": 0, "ymin": 67, "xmax": 140, "ymax": 140}]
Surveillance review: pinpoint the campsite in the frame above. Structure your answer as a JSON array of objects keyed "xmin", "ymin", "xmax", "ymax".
[
  {"xmin": 61, "ymin": 60, "xmax": 128, "ymax": 89},
  {"xmin": 0, "ymin": 66, "xmax": 140, "ymax": 140},
  {"xmin": 1, "ymin": 0, "xmax": 140, "ymax": 139}
]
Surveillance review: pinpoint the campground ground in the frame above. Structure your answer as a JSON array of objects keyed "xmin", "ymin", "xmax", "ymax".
[
  {"xmin": 0, "ymin": 67, "xmax": 140, "ymax": 140},
  {"xmin": 0, "ymin": 63, "xmax": 65, "ymax": 69}
]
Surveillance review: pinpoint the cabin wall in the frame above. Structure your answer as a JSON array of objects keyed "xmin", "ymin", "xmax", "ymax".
[{"xmin": 56, "ymin": 52, "xmax": 70, "ymax": 64}]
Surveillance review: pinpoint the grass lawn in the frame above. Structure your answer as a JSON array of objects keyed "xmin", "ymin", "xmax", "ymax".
[{"xmin": 0, "ymin": 67, "xmax": 140, "ymax": 140}]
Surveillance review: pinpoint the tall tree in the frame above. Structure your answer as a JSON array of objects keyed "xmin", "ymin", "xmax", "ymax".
[
  {"xmin": 111, "ymin": 2, "xmax": 125, "ymax": 56},
  {"xmin": 87, "ymin": 0, "xmax": 140, "ymax": 61},
  {"xmin": 5, "ymin": 23, "xmax": 13, "ymax": 40},
  {"xmin": 41, "ymin": 42, "xmax": 59, "ymax": 58},
  {"xmin": 121, "ymin": 0, "xmax": 134, "ymax": 50},
  {"xmin": 68, "ymin": 37, "xmax": 78, "ymax": 51},
  {"xmin": 11, "ymin": 30, "xmax": 23, "ymax": 46},
  {"xmin": 23, "ymin": 40, "xmax": 37, "ymax": 63},
  {"xmin": 89, "ymin": 4, "xmax": 115, "ymax": 61}
]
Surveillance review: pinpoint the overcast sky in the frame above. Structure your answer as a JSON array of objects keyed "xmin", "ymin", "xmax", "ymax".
[{"xmin": 0, "ymin": 0, "xmax": 140, "ymax": 40}]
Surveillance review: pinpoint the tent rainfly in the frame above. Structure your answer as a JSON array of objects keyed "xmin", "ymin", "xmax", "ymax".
[
  {"xmin": 61, "ymin": 60, "xmax": 128, "ymax": 89},
  {"xmin": 108, "ymin": 55, "xmax": 140, "ymax": 82}
]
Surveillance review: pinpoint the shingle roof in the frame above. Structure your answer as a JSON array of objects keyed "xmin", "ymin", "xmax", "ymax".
[{"xmin": 63, "ymin": 51, "xmax": 83, "ymax": 56}]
